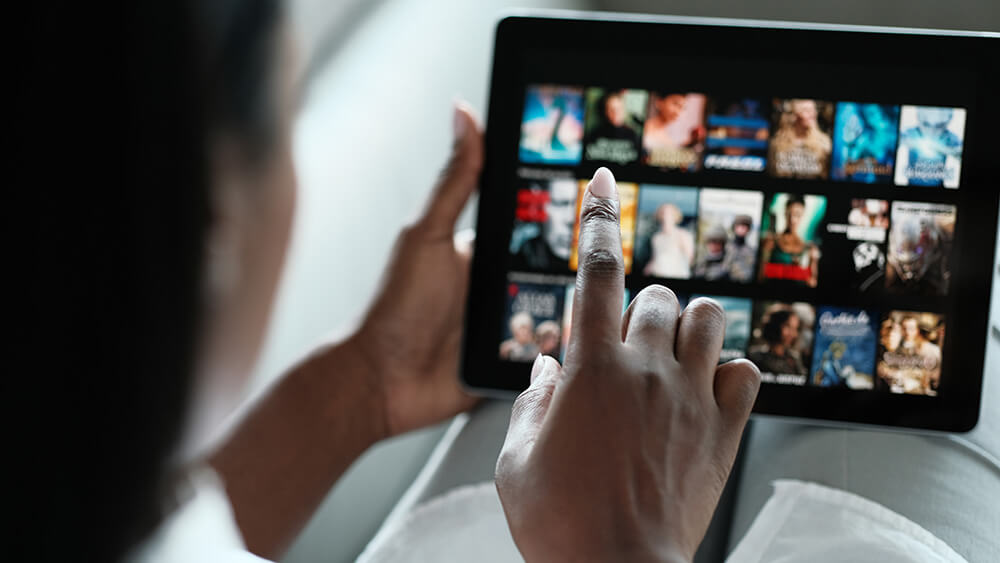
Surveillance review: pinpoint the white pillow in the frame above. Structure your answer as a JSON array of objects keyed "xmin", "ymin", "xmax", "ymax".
[{"xmin": 727, "ymin": 479, "xmax": 966, "ymax": 563}]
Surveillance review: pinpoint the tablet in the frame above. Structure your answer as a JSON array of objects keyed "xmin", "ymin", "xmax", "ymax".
[{"xmin": 461, "ymin": 12, "xmax": 1000, "ymax": 432}]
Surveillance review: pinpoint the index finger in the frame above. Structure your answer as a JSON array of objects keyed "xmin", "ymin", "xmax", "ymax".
[{"xmin": 568, "ymin": 167, "xmax": 625, "ymax": 354}]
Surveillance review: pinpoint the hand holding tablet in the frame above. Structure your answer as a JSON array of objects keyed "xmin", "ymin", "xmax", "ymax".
[{"xmin": 496, "ymin": 168, "xmax": 760, "ymax": 562}]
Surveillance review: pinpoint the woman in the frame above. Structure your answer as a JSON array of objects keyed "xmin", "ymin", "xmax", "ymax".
[
  {"xmin": 759, "ymin": 194, "xmax": 820, "ymax": 287},
  {"xmin": 748, "ymin": 309, "xmax": 807, "ymax": 376},
  {"xmin": 767, "ymin": 98, "xmax": 832, "ymax": 178},
  {"xmin": 642, "ymin": 92, "xmax": 706, "ymax": 169},
  {"xmin": 644, "ymin": 203, "xmax": 695, "ymax": 279},
  {"xmin": 55, "ymin": 2, "xmax": 760, "ymax": 561}
]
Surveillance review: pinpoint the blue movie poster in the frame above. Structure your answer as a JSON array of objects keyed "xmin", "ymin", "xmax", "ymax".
[
  {"xmin": 519, "ymin": 85, "xmax": 586, "ymax": 165},
  {"xmin": 810, "ymin": 306, "xmax": 878, "ymax": 389},
  {"xmin": 831, "ymin": 103, "xmax": 899, "ymax": 183}
]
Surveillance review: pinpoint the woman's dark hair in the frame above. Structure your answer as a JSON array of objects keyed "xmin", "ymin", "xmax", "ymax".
[
  {"xmin": 40, "ymin": 2, "xmax": 282, "ymax": 560},
  {"xmin": 786, "ymin": 194, "xmax": 806, "ymax": 208},
  {"xmin": 762, "ymin": 310, "xmax": 797, "ymax": 345}
]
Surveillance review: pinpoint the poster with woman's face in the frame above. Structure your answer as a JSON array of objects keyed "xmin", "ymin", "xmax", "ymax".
[{"xmin": 748, "ymin": 301, "xmax": 817, "ymax": 383}]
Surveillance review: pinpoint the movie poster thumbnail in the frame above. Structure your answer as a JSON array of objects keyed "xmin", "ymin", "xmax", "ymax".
[
  {"xmin": 886, "ymin": 201, "xmax": 956, "ymax": 296},
  {"xmin": 824, "ymin": 199, "xmax": 890, "ymax": 293},
  {"xmin": 748, "ymin": 301, "xmax": 817, "ymax": 385},
  {"xmin": 561, "ymin": 285, "xmax": 631, "ymax": 363},
  {"xmin": 693, "ymin": 295, "xmax": 753, "ymax": 363},
  {"xmin": 642, "ymin": 92, "xmax": 707, "ymax": 171},
  {"xmin": 633, "ymin": 185, "xmax": 699, "ymax": 279},
  {"xmin": 693, "ymin": 188, "xmax": 764, "ymax": 283},
  {"xmin": 703, "ymin": 97, "xmax": 770, "ymax": 172},
  {"xmin": 583, "ymin": 88, "xmax": 648, "ymax": 165},
  {"xmin": 499, "ymin": 281, "xmax": 567, "ymax": 362},
  {"xmin": 766, "ymin": 98, "xmax": 835, "ymax": 179},
  {"xmin": 876, "ymin": 310, "xmax": 944, "ymax": 396},
  {"xmin": 759, "ymin": 193, "xmax": 827, "ymax": 287},
  {"xmin": 519, "ymin": 85, "xmax": 585, "ymax": 165},
  {"xmin": 569, "ymin": 180, "xmax": 639, "ymax": 274},
  {"xmin": 831, "ymin": 103, "xmax": 899, "ymax": 183},
  {"xmin": 509, "ymin": 178, "xmax": 580, "ymax": 272},
  {"xmin": 894, "ymin": 105, "xmax": 965, "ymax": 189},
  {"xmin": 810, "ymin": 306, "xmax": 878, "ymax": 390},
  {"xmin": 845, "ymin": 198, "xmax": 890, "ymax": 242}
]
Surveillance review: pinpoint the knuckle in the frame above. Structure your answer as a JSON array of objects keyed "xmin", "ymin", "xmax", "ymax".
[
  {"xmin": 687, "ymin": 297, "xmax": 726, "ymax": 327},
  {"xmin": 580, "ymin": 197, "xmax": 619, "ymax": 227},
  {"xmin": 636, "ymin": 284, "xmax": 679, "ymax": 309},
  {"xmin": 638, "ymin": 367, "xmax": 665, "ymax": 396},
  {"xmin": 578, "ymin": 247, "xmax": 624, "ymax": 279},
  {"xmin": 494, "ymin": 446, "xmax": 517, "ymax": 480}
]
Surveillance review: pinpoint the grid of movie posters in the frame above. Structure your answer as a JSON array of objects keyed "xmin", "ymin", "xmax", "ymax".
[
  {"xmin": 505, "ymin": 83, "xmax": 968, "ymax": 398},
  {"xmin": 517, "ymin": 84, "xmax": 967, "ymax": 187}
]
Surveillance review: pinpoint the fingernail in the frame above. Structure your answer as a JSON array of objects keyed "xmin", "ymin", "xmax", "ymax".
[
  {"xmin": 530, "ymin": 354, "xmax": 545, "ymax": 383},
  {"xmin": 453, "ymin": 103, "xmax": 466, "ymax": 140},
  {"xmin": 588, "ymin": 167, "xmax": 616, "ymax": 199}
]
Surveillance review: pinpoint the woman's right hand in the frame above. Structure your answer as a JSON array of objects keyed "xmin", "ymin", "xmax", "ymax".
[{"xmin": 495, "ymin": 167, "xmax": 761, "ymax": 562}]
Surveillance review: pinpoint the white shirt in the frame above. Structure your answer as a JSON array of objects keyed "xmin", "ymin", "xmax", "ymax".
[{"xmin": 127, "ymin": 468, "xmax": 270, "ymax": 563}]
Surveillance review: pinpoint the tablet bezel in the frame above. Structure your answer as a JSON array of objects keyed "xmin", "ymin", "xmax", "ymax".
[{"xmin": 461, "ymin": 12, "xmax": 1000, "ymax": 433}]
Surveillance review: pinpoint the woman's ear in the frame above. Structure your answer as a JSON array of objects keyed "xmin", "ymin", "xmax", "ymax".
[{"xmin": 203, "ymin": 137, "xmax": 249, "ymax": 307}]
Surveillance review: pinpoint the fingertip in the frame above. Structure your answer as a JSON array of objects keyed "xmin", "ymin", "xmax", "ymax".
[
  {"xmin": 588, "ymin": 167, "xmax": 617, "ymax": 199},
  {"xmin": 453, "ymin": 101, "xmax": 482, "ymax": 144},
  {"xmin": 529, "ymin": 355, "xmax": 560, "ymax": 386},
  {"xmin": 530, "ymin": 353, "xmax": 544, "ymax": 383},
  {"xmin": 714, "ymin": 359, "xmax": 762, "ymax": 419}
]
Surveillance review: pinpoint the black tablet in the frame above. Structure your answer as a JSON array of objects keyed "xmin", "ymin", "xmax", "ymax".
[{"xmin": 461, "ymin": 12, "xmax": 1000, "ymax": 432}]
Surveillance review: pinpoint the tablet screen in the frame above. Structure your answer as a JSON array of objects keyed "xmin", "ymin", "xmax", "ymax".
[{"xmin": 463, "ymin": 15, "xmax": 999, "ymax": 431}]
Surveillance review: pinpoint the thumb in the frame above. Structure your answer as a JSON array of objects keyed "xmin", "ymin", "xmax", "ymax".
[
  {"xmin": 419, "ymin": 102, "xmax": 483, "ymax": 239},
  {"xmin": 498, "ymin": 355, "xmax": 563, "ymax": 469}
]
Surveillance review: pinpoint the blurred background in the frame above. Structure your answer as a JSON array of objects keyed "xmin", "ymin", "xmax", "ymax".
[{"xmin": 243, "ymin": 1, "xmax": 999, "ymax": 561}]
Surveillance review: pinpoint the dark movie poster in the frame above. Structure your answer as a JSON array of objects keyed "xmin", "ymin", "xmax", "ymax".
[
  {"xmin": 582, "ymin": 88, "xmax": 648, "ymax": 165},
  {"xmin": 885, "ymin": 201, "xmax": 956, "ymax": 296},
  {"xmin": 499, "ymin": 281, "xmax": 567, "ymax": 363},
  {"xmin": 748, "ymin": 301, "xmax": 817, "ymax": 386},
  {"xmin": 509, "ymin": 178, "xmax": 579, "ymax": 272},
  {"xmin": 704, "ymin": 97, "xmax": 770, "ymax": 172}
]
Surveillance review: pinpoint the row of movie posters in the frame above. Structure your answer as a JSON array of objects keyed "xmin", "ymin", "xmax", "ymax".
[
  {"xmin": 509, "ymin": 178, "xmax": 957, "ymax": 296},
  {"xmin": 518, "ymin": 85, "xmax": 966, "ymax": 188},
  {"xmin": 499, "ymin": 279, "xmax": 944, "ymax": 396}
]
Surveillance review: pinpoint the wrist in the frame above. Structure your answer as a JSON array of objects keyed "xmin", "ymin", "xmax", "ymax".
[{"xmin": 300, "ymin": 333, "xmax": 389, "ymax": 446}]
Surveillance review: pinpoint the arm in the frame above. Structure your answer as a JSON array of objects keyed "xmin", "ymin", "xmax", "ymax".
[
  {"xmin": 210, "ymin": 105, "xmax": 484, "ymax": 559},
  {"xmin": 209, "ymin": 338, "xmax": 383, "ymax": 559}
]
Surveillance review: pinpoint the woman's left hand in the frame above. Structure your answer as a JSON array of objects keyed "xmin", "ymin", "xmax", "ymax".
[{"xmin": 351, "ymin": 103, "xmax": 483, "ymax": 438}]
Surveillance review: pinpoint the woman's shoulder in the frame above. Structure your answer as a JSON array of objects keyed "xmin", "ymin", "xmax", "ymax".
[{"xmin": 127, "ymin": 469, "xmax": 273, "ymax": 563}]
